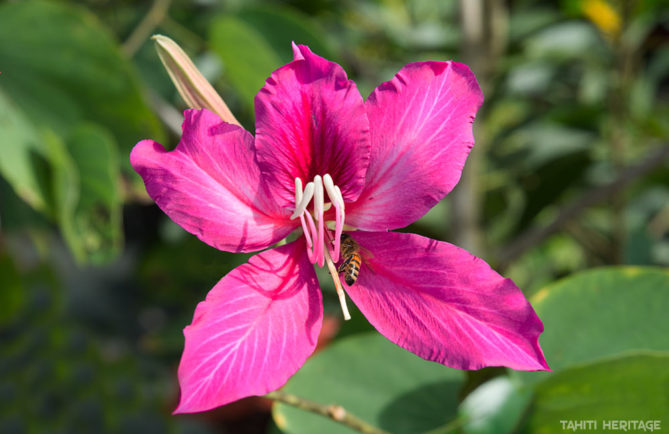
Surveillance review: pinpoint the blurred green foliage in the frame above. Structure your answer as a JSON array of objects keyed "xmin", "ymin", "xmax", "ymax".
[{"xmin": 0, "ymin": 0, "xmax": 668, "ymax": 433}]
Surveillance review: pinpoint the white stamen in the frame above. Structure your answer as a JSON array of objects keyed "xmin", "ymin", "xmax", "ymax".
[
  {"xmin": 313, "ymin": 175, "xmax": 324, "ymax": 216},
  {"xmin": 294, "ymin": 177, "xmax": 303, "ymax": 204},
  {"xmin": 334, "ymin": 186, "xmax": 344, "ymax": 210},
  {"xmin": 290, "ymin": 173, "xmax": 352, "ymax": 320},
  {"xmin": 334, "ymin": 185, "xmax": 345, "ymax": 225},
  {"xmin": 331, "ymin": 184, "xmax": 344, "ymax": 262},
  {"xmin": 313, "ymin": 176, "xmax": 325, "ymax": 267},
  {"xmin": 291, "ymin": 181, "xmax": 314, "ymax": 219},
  {"xmin": 323, "ymin": 174, "xmax": 337, "ymax": 205}
]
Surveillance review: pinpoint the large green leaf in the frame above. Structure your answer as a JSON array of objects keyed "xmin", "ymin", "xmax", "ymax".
[
  {"xmin": 458, "ymin": 377, "xmax": 533, "ymax": 434},
  {"xmin": 517, "ymin": 267, "xmax": 669, "ymax": 384},
  {"xmin": 0, "ymin": 89, "xmax": 50, "ymax": 212},
  {"xmin": 522, "ymin": 352, "xmax": 669, "ymax": 433},
  {"xmin": 209, "ymin": 15, "xmax": 282, "ymax": 109},
  {"xmin": 273, "ymin": 333, "xmax": 464, "ymax": 434},
  {"xmin": 0, "ymin": 0, "xmax": 163, "ymax": 169},
  {"xmin": 60, "ymin": 125, "xmax": 122, "ymax": 264}
]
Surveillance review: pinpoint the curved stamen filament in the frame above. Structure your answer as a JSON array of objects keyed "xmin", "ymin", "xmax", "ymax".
[{"xmin": 303, "ymin": 206, "xmax": 318, "ymax": 263}]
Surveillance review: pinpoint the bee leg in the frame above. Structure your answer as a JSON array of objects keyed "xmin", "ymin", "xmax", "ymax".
[{"xmin": 337, "ymin": 256, "xmax": 352, "ymax": 273}]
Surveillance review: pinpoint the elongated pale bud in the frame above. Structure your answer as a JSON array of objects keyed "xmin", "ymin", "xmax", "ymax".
[{"xmin": 152, "ymin": 35, "xmax": 240, "ymax": 126}]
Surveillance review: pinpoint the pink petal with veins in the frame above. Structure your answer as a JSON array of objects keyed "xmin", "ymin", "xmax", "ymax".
[
  {"xmin": 254, "ymin": 44, "xmax": 371, "ymax": 209},
  {"xmin": 174, "ymin": 240, "xmax": 322, "ymax": 413},
  {"xmin": 131, "ymin": 109, "xmax": 296, "ymax": 253},
  {"xmin": 345, "ymin": 231, "xmax": 549, "ymax": 371},
  {"xmin": 347, "ymin": 62, "xmax": 483, "ymax": 231}
]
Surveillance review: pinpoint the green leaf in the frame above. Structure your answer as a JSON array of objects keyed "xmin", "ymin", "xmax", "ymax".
[
  {"xmin": 0, "ymin": 89, "xmax": 50, "ymax": 212},
  {"xmin": 45, "ymin": 131, "xmax": 81, "ymax": 256},
  {"xmin": 238, "ymin": 5, "xmax": 335, "ymax": 64},
  {"xmin": 209, "ymin": 15, "xmax": 282, "ymax": 108},
  {"xmin": 273, "ymin": 333, "xmax": 464, "ymax": 434},
  {"xmin": 522, "ymin": 352, "xmax": 669, "ymax": 433},
  {"xmin": 0, "ymin": 175, "xmax": 49, "ymax": 231},
  {"xmin": 458, "ymin": 377, "xmax": 533, "ymax": 434},
  {"xmin": 0, "ymin": 0, "xmax": 164, "ymax": 170},
  {"xmin": 517, "ymin": 267, "xmax": 669, "ymax": 385},
  {"xmin": 61, "ymin": 124, "xmax": 123, "ymax": 264},
  {"xmin": 526, "ymin": 21, "xmax": 606, "ymax": 61}
]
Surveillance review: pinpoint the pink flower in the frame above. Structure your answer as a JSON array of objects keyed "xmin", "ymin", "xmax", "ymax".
[{"xmin": 131, "ymin": 44, "xmax": 549, "ymax": 414}]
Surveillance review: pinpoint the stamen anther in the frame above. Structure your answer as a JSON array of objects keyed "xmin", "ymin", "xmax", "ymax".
[
  {"xmin": 294, "ymin": 177, "xmax": 303, "ymax": 204},
  {"xmin": 323, "ymin": 174, "xmax": 337, "ymax": 203},
  {"xmin": 313, "ymin": 175, "xmax": 324, "ymax": 215},
  {"xmin": 334, "ymin": 186, "xmax": 344, "ymax": 210},
  {"xmin": 291, "ymin": 181, "xmax": 314, "ymax": 219}
]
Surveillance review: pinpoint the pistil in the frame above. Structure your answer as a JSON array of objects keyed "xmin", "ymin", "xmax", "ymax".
[
  {"xmin": 324, "ymin": 246, "xmax": 351, "ymax": 321},
  {"xmin": 292, "ymin": 174, "xmax": 351, "ymax": 320}
]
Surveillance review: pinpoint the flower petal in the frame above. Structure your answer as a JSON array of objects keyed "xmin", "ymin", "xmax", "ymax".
[
  {"xmin": 254, "ymin": 44, "xmax": 371, "ymax": 209},
  {"xmin": 344, "ymin": 231, "xmax": 548, "ymax": 371},
  {"xmin": 347, "ymin": 62, "xmax": 484, "ymax": 231},
  {"xmin": 174, "ymin": 240, "xmax": 322, "ymax": 413},
  {"xmin": 131, "ymin": 109, "xmax": 296, "ymax": 253}
]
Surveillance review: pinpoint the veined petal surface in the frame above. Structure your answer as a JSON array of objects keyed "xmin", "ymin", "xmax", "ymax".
[
  {"xmin": 347, "ymin": 62, "xmax": 483, "ymax": 231},
  {"xmin": 131, "ymin": 109, "xmax": 295, "ymax": 253},
  {"xmin": 254, "ymin": 44, "xmax": 371, "ymax": 209},
  {"xmin": 174, "ymin": 240, "xmax": 322, "ymax": 413},
  {"xmin": 344, "ymin": 231, "xmax": 548, "ymax": 371}
]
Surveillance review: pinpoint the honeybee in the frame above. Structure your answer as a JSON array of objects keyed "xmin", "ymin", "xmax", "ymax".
[{"xmin": 338, "ymin": 234, "xmax": 362, "ymax": 286}]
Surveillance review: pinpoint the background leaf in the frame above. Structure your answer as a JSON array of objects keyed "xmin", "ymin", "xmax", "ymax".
[
  {"xmin": 522, "ymin": 352, "xmax": 669, "ymax": 433},
  {"xmin": 458, "ymin": 377, "xmax": 533, "ymax": 434},
  {"xmin": 0, "ymin": 89, "xmax": 50, "ymax": 212},
  {"xmin": 516, "ymin": 267, "xmax": 669, "ymax": 385},
  {"xmin": 273, "ymin": 333, "xmax": 464, "ymax": 434},
  {"xmin": 0, "ymin": 0, "xmax": 164, "ymax": 171},
  {"xmin": 209, "ymin": 15, "xmax": 282, "ymax": 111},
  {"xmin": 59, "ymin": 124, "xmax": 122, "ymax": 264},
  {"xmin": 238, "ymin": 5, "xmax": 335, "ymax": 64}
]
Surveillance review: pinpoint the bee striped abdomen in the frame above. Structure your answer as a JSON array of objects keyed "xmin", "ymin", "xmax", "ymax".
[
  {"xmin": 339, "ymin": 233, "xmax": 363, "ymax": 286},
  {"xmin": 344, "ymin": 254, "xmax": 362, "ymax": 285}
]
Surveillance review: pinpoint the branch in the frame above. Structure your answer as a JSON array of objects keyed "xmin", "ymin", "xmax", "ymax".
[
  {"xmin": 265, "ymin": 390, "xmax": 390, "ymax": 434},
  {"xmin": 122, "ymin": 0, "xmax": 172, "ymax": 58},
  {"xmin": 496, "ymin": 143, "xmax": 669, "ymax": 270}
]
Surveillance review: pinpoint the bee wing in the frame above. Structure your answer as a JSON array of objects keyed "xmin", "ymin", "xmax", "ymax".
[{"xmin": 359, "ymin": 245, "xmax": 376, "ymax": 274}]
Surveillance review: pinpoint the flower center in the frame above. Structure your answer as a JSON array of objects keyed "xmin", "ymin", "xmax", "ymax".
[{"xmin": 291, "ymin": 174, "xmax": 350, "ymax": 320}]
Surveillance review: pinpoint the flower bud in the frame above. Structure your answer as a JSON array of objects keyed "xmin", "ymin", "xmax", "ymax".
[{"xmin": 152, "ymin": 34, "xmax": 240, "ymax": 126}]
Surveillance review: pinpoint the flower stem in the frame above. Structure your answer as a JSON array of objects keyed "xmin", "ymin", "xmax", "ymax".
[
  {"xmin": 323, "ymin": 246, "xmax": 351, "ymax": 321},
  {"xmin": 265, "ymin": 390, "xmax": 389, "ymax": 434}
]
